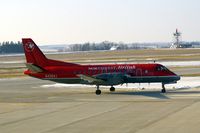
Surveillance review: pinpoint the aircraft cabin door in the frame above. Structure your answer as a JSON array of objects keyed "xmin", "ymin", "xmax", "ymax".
[{"xmin": 136, "ymin": 69, "xmax": 142, "ymax": 76}]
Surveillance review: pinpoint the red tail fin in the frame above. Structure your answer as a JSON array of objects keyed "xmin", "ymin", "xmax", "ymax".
[{"xmin": 22, "ymin": 38, "xmax": 48, "ymax": 67}]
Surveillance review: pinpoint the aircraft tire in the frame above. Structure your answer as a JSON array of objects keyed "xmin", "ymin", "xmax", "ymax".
[
  {"xmin": 161, "ymin": 89, "xmax": 166, "ymax": 93},
  {"xmin": 96, "ymin": 90, "xmax": 101, "ymax": 95},
  {"xmin": 110, "ymin": 86, "xmax": 115, "ymax": 92}
]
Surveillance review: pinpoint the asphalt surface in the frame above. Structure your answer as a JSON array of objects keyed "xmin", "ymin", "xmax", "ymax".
[{"xmin": 0, "ymin": 77, "xmax": 200, "ymax": 133}]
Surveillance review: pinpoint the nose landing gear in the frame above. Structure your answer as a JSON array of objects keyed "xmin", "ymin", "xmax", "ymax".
[{"xmin": 161, "ymin": 83, "xmax": 166, "ymax": 93}]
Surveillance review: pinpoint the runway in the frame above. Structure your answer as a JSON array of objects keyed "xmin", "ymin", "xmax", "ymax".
[{"xmin": 0, "ymin": 77, "xmax": 200, "ymax": 133}]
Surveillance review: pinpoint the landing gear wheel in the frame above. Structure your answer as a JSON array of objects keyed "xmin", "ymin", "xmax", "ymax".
[
  {"xmin": 95, "ymin": 85, "xmax": 101, "ymax": 95},
  {"xmin": 110, "ymin": 86, "xmax": 115, "ymax": 92},
  {"xmin": 161, "ymin": 83, "xmax": 166, "ymax": 93},
  {"xmin": 161, "ymin": 88, "xmax": 166, "ymax": 93},
  {"xmin": 96, "ymin": 90, "xmax": 101, "ymax": 95}
]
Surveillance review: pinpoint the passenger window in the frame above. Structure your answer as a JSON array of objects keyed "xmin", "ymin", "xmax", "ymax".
[
  {"xmin": 145, "ymin": 70, "xmax": 148, "ymax": 74},
  {"xmin": 89, "ymin": 70, "xmax": 92, "ymax": 75},
  {"xmin": 108, "ymin": 69, "xmax": 110, "ymax": 73},
  {"xmin": 124, "ymin": 69, "xmax": 127, "ymax": 73},
  {"xmin": 103, "ymin": 69, "xmax": 106, "ymax": 73}
]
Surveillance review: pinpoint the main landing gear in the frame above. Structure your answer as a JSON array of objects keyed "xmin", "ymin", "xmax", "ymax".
[
  {"xmin": 95, "ymin": 85, "xmax": 116, "ymax": 95},
  {"xmin": 110, "ymin": 86, "xmax": 115, "ymax": 92},
  {"xmin": 96, "ymin": 85, "xmax": 101, "ymax": 95},
  {"xmin": 161, "ymin": 83, "xmax": 166, "ymax": 93}
]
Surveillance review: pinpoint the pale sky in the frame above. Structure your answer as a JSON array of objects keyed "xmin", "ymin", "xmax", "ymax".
[{"xmin": 0, "ymin": 0, "xmax": 200, "ymax": 44}]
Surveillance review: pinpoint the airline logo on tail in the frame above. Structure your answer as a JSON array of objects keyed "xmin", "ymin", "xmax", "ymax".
[{"xmin": 25, "ymin": 42, "xmax": 35, "ymax": 52}]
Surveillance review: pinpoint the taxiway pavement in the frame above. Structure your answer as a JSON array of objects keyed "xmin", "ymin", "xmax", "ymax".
[{"xmin": 0, "ymin": 78, "xmax": 200, "ymax": 133}]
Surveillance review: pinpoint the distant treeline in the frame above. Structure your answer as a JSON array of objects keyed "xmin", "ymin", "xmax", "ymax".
[
  {"xmin": 0, "ymin": 41, "xmax": 200, "ymax": 54},
  {"xmin": 0, "ymin": 41, "xmax": 23, "ymax": 54}
]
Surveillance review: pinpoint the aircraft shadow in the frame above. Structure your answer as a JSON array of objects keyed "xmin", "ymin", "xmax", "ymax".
[
  {"xmin": 110, "ymin": 91, "xmax": 170, "ymax": 99},
  {"xmin": 109, "ymin": 86, "xmax": 200, "ymax": 99},
  {"xmin": 167, "ymin": 90, "xmax": 200, "ymax": 94}
]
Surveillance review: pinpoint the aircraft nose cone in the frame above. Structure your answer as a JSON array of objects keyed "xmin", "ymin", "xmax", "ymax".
[{"xmin": 175, "ymin": 75, "xmax": 181, "ymax": 81}]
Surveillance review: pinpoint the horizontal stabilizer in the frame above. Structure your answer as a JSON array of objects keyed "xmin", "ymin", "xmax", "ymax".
[{"xmin": 26, "ymin": 63, "xmax": 44, "ymax": 73}]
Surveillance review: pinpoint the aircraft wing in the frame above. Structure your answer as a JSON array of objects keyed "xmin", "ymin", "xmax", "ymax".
[
  {"xmin": 78, "ymin": 74, "xmax": 106, "ymax": 84},
  {"xmin": 78, "ymin": 73, "xmax": 130, "ymax": 85},
  {"xmin": 95, "ymin": 73, "xmax": 130, "ymax": 85}
]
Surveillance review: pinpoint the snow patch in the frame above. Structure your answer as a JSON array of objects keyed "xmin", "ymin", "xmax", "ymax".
[{"xmin": 40, "ymin": 77, "xmax": 200, "ymax": 90}]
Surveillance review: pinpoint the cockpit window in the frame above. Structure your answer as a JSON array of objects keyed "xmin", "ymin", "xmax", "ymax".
[{"xmin": 156, "ymin": 65, "xmax": 168, "ymax": 71}]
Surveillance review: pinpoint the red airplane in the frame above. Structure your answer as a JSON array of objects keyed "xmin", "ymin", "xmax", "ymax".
[{"xmin": 22, "ymin": 38, "xmax": 180, "ymax": 95}]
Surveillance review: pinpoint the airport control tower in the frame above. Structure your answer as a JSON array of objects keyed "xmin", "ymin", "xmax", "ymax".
[{"xmin": 170, "ymin": 29, "xmax": 182, "ymax": 48}]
